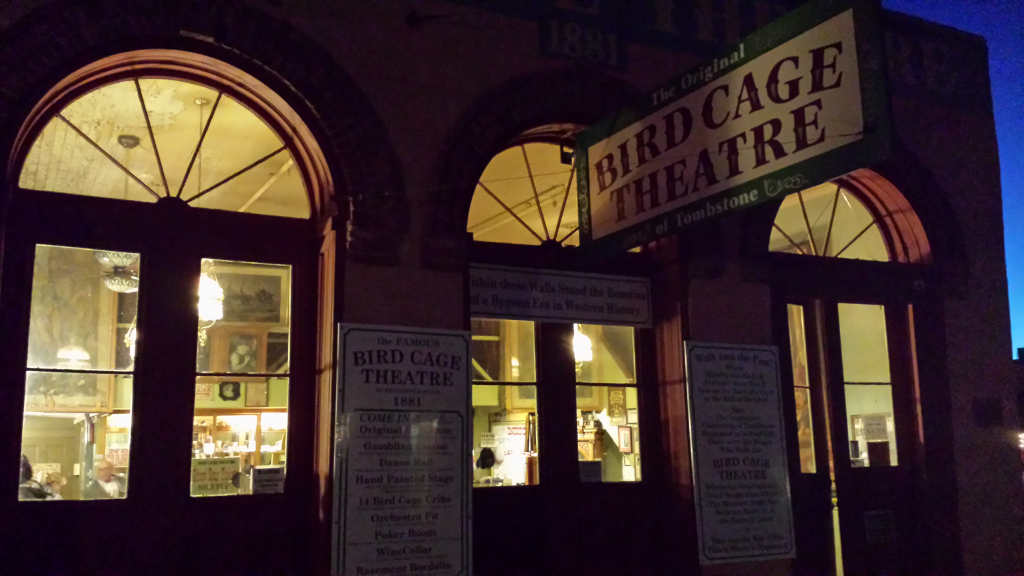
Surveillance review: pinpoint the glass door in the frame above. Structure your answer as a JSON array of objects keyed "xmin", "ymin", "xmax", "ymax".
[{"xmin": 784, "ymin": 300, "xmax": 920, "ymax": 575}]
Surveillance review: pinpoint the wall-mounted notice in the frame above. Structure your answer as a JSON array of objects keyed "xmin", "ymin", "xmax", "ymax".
[
  {"xmin": 685, "ymin": 342, "xmax": 795, "ymax": 564},
  {"xmin": 469, "ymin": 264, "xmax": 651, "ymax": 327},
  {"xmin": 333, "ymin": 325, "xmax": 471, "ymax": 576}
]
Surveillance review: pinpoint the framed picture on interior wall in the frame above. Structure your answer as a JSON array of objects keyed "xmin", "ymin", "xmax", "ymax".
[
  {"xmin": 245, "ymin": 382, "xmax": 269, "ymax": 407},
  {"xmin": 219, "ymin": 381, "xmax": 242, "ymax": 401},
  {"xmin": 23, "ymin": 371, "xmax": 114, "ymax": 412},
  {"xmin": 575, "ymin": 385, "xmax": 605, "ymax": 410},
  {"xmin": 509, "ymin": 385, "xmax": 537, "ymax": 410},
  {"xmin": 608, "ymin": 388, "xmax": 627, "ymax": 425},
  {"xmin": 227, "ymin": 333, "xmax": 260, "ymax": 373},
  {"xmin": 627, "ymin": 408, "xmax": 639, "ymax": 425},
  {"xmin": 217, "ymin": 266, "xmax": 290, "ymax": 325},
  {"xmin": 196, "ymin": 334, "xmax": 211, "ymax": 373},
  {"xmin": 617, "ymin": 426, "xmax": 633, "ymax": 453}
]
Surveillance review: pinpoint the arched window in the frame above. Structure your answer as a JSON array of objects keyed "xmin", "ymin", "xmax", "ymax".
[
  {"xmin": 769, "ymin": 181, "xmax": 889, "ymax": 262},
  {"xmin": 6, "ymin": 53, "xmax": 323, "ymax": 513},
  {"xmin": 19, "ymin": 77, "xmax": 308, "ymax": 218},
  {"xmin": 468, "ymin": 140, "xmax": 579, "ymax": 246}
]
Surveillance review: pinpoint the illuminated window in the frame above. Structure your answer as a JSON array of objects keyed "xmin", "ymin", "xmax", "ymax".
[
  {"xmin": 770, "ymin": 182, "xmax": 889, "ymax": 262},
  {"xmin": 839, "ymin": 304, "xmax": 898, "ymax": 467},
  {"xmin": 190, "ymin": 260, "xmax": 292, "ymax": 497},
  {"xmin": 468, "ymin": 142, "xmax": 580, "ymax": 246},
  {"xmin": 19, "ymin": 246, "xmax": 138, "ymax": 501},
  {"xmin": 787, "ymin": 305, "xmax": 817, "ymax": 474},
  {"xmin": 574, "ymin": 325, "xmax": 641, "ymax": 483},
  {"xmin": 19, "ymin": 78, "xmax": 309, "ymax": 218},
  {"xmin": 472, "ymin": 319, "xmax": 539, "ymax": 487}
]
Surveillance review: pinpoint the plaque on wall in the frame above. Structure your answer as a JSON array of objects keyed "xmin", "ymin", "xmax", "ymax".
[
  {"xmin": 333, "ymin": 325, "xmax": 471, "ymax": 576},
  {"xmin": 685, "ymin": 342, "xmax": 796, "ymax": 564}
]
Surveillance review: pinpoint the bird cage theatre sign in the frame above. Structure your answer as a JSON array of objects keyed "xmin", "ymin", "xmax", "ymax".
[{"xmin": 575, "ymin": 0, "xmax": 890, "ymax": 251}]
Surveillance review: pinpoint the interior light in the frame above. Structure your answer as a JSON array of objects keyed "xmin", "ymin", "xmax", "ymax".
[
  {"xmin": 262, "ymin": 412, "xmax": 289, "ymax": 430},
  {"xmin": 125, "ymin": 324, "xmax": 137, "ymax": 359},
  {"xmin": 106, "ymin": 414, "xmax": 132, "ymax": 429},
  {"xmin": 198, "ymin": 273, "xmax": 224, "ymax": 321},
  {"xmin": 56, "ymin": 346, "xmax": 91, "ymax": 362},
  {"xmin": 573, "ymin": 324, "xmax": 593, "ymax": 363}
]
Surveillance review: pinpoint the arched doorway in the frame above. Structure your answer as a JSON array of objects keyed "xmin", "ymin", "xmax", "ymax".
[
  {"xmin": 0, "ymin": 52, "xmax": 328, "ymax": 575},
  {"xmin": 466, "ymin": 130, "xmax": 659, "ymax": 576},
  {"xmin": 769, "ymin": 170, "xmax": 932, "ymax": 576}
]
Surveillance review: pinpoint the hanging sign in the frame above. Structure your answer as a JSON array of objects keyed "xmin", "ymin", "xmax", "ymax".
[
  {"xmin": 685, "ymin": 342, "xmax": 795, "ymax": 564},
  {"xmin": 469, "ymin": 264, "xmax": 651, "ymax": 327},
  {"xmin": 333, "ymin": 325, "xmax": 471, "ymax": 576},
  {"xmin": 576, "ymin": 0, "xmax": 890, "ymax": 251}
]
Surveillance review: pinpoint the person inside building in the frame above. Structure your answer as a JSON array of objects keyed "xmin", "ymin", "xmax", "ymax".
[
  {"xmin": 17, "ymin": 455, "xmax": 49, "ymax": 501},
  {"xmin": 84, "ymin": 459, "xmax": 126, "ymax": 499},
  {"xmin": 44, "ymin": 472, "xmax": 66, "ymax": 500}
]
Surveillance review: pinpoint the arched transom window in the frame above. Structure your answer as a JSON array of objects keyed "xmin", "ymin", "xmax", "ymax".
[
  {"xmin": 19, "ymin": 78, "xmax": 309, "ymax": 218},
  {"xmin": 770, "ymin": 181, "xmax": 889, "ymax": 262},
  {"xmin": 468, "ymin": 141, "xmax": 579, "ymax": 246}
]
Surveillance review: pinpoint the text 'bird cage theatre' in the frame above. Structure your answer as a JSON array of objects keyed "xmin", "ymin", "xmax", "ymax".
[{"xmin": 0, "ymin": 1, "xmax": 1020, "ymax": 575}]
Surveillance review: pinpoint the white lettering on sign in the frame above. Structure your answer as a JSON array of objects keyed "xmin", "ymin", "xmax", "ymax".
[
  {"xmin": 333, "ymin": 325, "xmax": 471, "ymax": 576},
  {"xmin": 685, "ymin": 342, "xmax": 795, "ymax": 564},
  {"xmin": 469, "ymin": 265, "xmax": 651, "ymax": 327}
]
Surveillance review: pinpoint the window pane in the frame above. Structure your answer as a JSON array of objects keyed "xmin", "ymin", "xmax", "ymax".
[
  {"xmin": 197, "ymin": 260, "xmax": 291, "ymax": 374},
  {"xmin": 575, "ymin": 324, "xmax": 636, "ymax": 384},
  {"xmin": 845, "ymin": 386, "xmax": 898, "ymax": 467},
  {"xmin": 20, "ymin": 245, "xmax": 138, "ymax": 502},
  {"xmin": 472, "ymin": 385, "xmax": 539, "ymax": 487},
  {"xmin": 471, "ymin": 319, "xmax": 536, "ymax": 383},
  {"xmin": 191, "ymin": 379, "xmax": 289, "ymax": 497},
  {"xmin": 193, "ymin": 258, "xmax": 290, "ymax": 497},
  {"xmin": 27, "ymin": 246, "xmax": 139, "ymax": 371},
  {"xmin": 839, "ymin": 304, "xmax": 897, "ymax": 467},
  {"xmin": 577, "ymin": 386, "xmax": 641, "ymax": 482},
  {"xmin": 787, "ymin": 304, "xmax": 816, "ymax": 474},
  {"xmin": 838, "ymin": 303, "xmax": 891, "ymax": 383}
]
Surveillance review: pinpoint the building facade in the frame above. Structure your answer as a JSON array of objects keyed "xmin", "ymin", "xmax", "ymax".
[{"xmin": 0, "ymin": 1, "xmax": 1021, "ymax": 575}]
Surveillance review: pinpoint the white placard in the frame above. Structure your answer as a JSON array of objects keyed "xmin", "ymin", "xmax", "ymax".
[
  {"xmin": 479, "ymin": 433, "xmax": 497, "ymax": 448},
  {"xmin": 333, "ymin": 325, "xmax": 471, "ymax": 576},
  {"xmin": 252, "ymin": 465, "xmax": 285, "ymax": 494},
  {"xmin": 863, "ymin": 414, "xmax": 888, "ymax": 441},
  {"xmin": 685, "ymin": 342, "xmax": 795, "ymax": 564},
  {"xmin": 469, "ymin": 264, "xmax": 651, "ymax": 327}
]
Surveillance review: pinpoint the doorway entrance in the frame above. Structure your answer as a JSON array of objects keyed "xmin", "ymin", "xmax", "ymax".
[{"xmin": 784, "ymin": 298, "xmax": 921, "ymax": 575}]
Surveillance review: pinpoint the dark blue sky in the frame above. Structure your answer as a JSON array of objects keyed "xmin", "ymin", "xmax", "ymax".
[{"xmin": 883, "ymin": 0, "xmax": 1024, "ymax": 358}]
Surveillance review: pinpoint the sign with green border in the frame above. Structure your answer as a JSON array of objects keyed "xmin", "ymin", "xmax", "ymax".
[{"xmin": 575, "ymin": 0, "xmax": 890, "ymax": 252}]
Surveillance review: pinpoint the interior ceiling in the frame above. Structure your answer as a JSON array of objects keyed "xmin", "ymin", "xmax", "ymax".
[
  {"xmin": 770, "ymin": 182, "xmax": 889, "ymax": 262},
  {"xmin": 18, "ymin": 78, "xmax": 309, "ymax": 219},
  {"xmin": 468, "ymin": 142, "xmax": 579, "ymax": 246}
]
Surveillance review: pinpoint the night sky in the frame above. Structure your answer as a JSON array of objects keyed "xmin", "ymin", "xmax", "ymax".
[{"xmin": 883, "ymin": 0, "xmax": 1024, "ymax": 358}]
